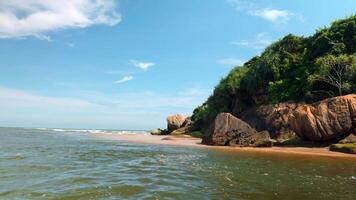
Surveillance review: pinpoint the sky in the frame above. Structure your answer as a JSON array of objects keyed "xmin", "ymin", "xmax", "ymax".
[{"xmin": 0, "ymin": 0, "xmax": 355, "ymax": 130}]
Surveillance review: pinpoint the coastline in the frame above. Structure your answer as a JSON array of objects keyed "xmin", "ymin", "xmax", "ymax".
[{"xmin": 94, "ymin": 133, "xmax": 356, "ymax": 160}]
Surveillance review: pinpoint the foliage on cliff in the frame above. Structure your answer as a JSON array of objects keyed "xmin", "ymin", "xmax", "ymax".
[{"xmin": 192, "ymin": 15, "xmax": 356, "ymax": 127}]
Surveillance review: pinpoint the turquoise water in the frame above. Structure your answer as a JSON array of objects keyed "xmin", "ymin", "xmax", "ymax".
[{"xmin": 0, "ymin": 127, "xmax": 356, "ymax": 200}]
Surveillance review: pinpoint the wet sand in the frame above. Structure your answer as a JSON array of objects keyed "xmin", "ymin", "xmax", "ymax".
[{"xmin": 95, "ymin": 133, "xmax": 356, "ymax": 159}]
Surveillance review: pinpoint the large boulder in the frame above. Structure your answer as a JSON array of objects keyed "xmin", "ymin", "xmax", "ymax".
[
  {"xmin": 239, "ymin": 101, "xmax": 299, "ymax": 140},
  {"xmin": 289, "ymin": 94, "xmax": 356, "ymax": 142},
  {"xmin": 203, "ymin": 113, "xmax": 272, "ymax": 147},
  {"xmin": 172, "ymin": 117, "xmax": 192, "ymax": 134},
  {"xmin": 166, "ymin": 114, "xmax": 186, "ymax": 132}
]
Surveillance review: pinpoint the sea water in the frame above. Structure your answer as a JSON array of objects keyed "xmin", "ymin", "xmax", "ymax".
[{"xmin": 0, "ymin": 127, "xmax": 355, "ymax": 200}]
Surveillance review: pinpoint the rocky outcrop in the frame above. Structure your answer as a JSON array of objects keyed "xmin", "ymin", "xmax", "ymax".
[
  {"xmin": 167, "ymin": 114, "xmax": 186, "ymax": 132},
  {"xmin": 151, "ymin": 114, "xmax": 190, "ymax": 135},
  {"xmin": 289, "ymin": 94, "xmax": 356, "ymax": 141},
  {"xmin": 239, "ymin": 101, "xmax": 299, "ymax": 140},
  {"xmin": 203, "ymin": 113, "xmax": 272, "ymax": 147},
  {"xmin": 172, "ymin": 117, "xmax": 192, "ymax": 134}
]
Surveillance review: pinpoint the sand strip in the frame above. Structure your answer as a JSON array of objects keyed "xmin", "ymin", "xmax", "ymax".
[{"xmin": 94, "ymin": 133, "xmax": 356, "ymax": 159}]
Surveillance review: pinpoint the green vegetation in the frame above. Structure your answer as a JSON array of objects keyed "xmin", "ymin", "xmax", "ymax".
[
  {"xmin": 192, "ymin": 15, "xmax": 356, "ymax": 127},
  {"xmin": 329, "ymin": 143, "xmax": 356, "ymax": 154},
  {"xmin": 170, "ymin": 130, "xmax": 184, "ymax": 135},
  {"xmin": 190, "ymin": 131, "xmax": 203, "ymax": 138}
]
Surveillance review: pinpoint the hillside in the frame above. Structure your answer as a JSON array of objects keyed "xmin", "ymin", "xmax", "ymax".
[{"xmin": 191, "ymin": 15, "xmax": 356, "ymax": 129}]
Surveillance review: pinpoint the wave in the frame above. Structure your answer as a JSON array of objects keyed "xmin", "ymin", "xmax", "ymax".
[{"xmin": 36, "ymin": 128, "xmax": 148, "ymax": 135}]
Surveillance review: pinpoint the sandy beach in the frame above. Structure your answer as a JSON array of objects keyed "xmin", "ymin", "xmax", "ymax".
[{"xmin": 95, "ymin": 133, "xmax": 356, "ymax": 159}]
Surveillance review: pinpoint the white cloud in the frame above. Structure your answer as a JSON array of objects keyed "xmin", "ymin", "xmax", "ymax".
[
  {"xmin": 115, "ymin": 75, "xmax": 134, "ymax": 84},
  {"xmin": 227, "ymin": 0, "xmax": 301, "ymax": 24},
  {"xmin": 35, "ymin": 34, "xmax": 53, "ymax": 42},
  {"xmin": 0, "ymin": 0, "xmax": 121, "ymax": 39},
  {"xmin": 248, "ymin": 8, "xmax": 290, "ymax": 23},
  {"xmin": 130, "ymin": 60, "xmax": 155, "ymax": 71},
  {"xmin": 231, "ymin": 32, "xmax": 273, "ymax": 50},
  {"xmin": 217, "ymin": 58, "xmax": 245, "ymax": 66}
]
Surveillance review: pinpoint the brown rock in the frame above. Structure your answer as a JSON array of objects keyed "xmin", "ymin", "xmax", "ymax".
[
  {"xmin": 173, "ymin": 117, "xmax": 192, "ymax": 134},
  {"xmin": 289, "ymin": 94, "xmax": 356, "ymax": 141},
  {"xmin": 203, "ymin": 113, "xmax": 271, "ymax": 147},
  {"xmin": 339, "ymin": 133, "xmax": 356, "ymax": 144},
  {"xmin": 239, "ymin": 101, "xmax": 298, "ymax": 140},
  {"xmin": 166, "ymin": 114, "xmax": 186, "ymax": 132}
]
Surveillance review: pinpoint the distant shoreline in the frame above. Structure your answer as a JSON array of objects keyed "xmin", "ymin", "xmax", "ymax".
[{"xmin": 94, "ymin": 133, "xmax": 356, "ymax": 160}]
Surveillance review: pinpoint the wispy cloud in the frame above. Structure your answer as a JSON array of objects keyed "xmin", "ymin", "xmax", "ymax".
[
  {"xmin": 248, "ymin": 8, "xmax": 290, "ymax": 23},
  {"xmin": 0, "ymin": 0, "xmax": 121, "ymax": 40},
  {"xmin": 217, "ymin": 58, "xmax": 246, "ymax": 66},
  {"xmin": 0, "ymin": 86, "xmax": 211, "ymax": 129},
  {"xmin": 231, "ymin": 32, "xmax": 273, "ymax": 50},
  {"xmin": 35, "ymin": 34, "xmax": 53, "ymax": 42},
  {"xmin": 115, "ymin": 75, "xmax": 134, "ymax": 84},
  {"xmin": 0, "ymin": 87, "xmax": 100, "ymax": 110},
  {"xmin": 66, "ymin": 42, "xmax": 75, "ymax": 47},
  {"xmin": 227, "ymin": 0, "xmax": 302, "ymax": 24},
  {"xmin": 130, "ymin": 60, "xmax": 155, "ymax": 71}
]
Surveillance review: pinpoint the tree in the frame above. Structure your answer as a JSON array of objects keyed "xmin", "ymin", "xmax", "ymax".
[{"xmin": 315, "ymin": 54, "xmax": 355, "ymax": 96}]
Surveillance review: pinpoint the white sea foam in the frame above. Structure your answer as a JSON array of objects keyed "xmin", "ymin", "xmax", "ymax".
[{"xmin": 40, "ymin": 128, "xmax": 148, "ymax": 135}]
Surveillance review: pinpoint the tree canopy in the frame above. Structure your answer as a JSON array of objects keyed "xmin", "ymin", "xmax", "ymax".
[{"xmin": 192, "ymin": 15, "xmax": 356, "ymax": 127}]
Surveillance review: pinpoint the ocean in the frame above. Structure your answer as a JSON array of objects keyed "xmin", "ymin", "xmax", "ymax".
[{"xmin": 0, "ymin": 127, "xmax": 355, "ymax": 200}]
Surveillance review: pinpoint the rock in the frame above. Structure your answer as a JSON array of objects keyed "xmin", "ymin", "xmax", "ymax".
[
  {"xmin": 150, "ymin": 128, "xmax": 169, "ymax": 135},
  {"xmin": 254, "ymin": 131, "xmax": 274, "ymax": 147},
  {"xmin": 239, "ymin": 101, "xmax": 298, "ymax": 140},
  {"xmin": 181, "ymin": 117, "xmax": 192, "ymax": 128},
  {"xmin": 289, "ymin": 94, "xmax": 356, "ymax": 142},
  {"xmin": 252, "ymin": 94, "xmax": 268, "ymax": 105},
  {"xmin": 166, "ymin": 114, "xmax": 186, "ymax": 132},
  {"xmin": 339, "ymin": 133, "xmax": 356, "ymax": 144},
  {"xmin": 329, "ymin": 143, "xmax": 356, "ymax": 154},
  {"xmin": 202, "ymin": 113, "xmax": 272, "ymax": 147},
  {"xmin": 150, "ymin": 128, "xmax": 162, "ymax": 135}
]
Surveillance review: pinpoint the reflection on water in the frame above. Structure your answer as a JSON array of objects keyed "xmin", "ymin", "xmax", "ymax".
[{"xmin": 0, "ymin": 127, "xmax": 356, "ymax": 200}]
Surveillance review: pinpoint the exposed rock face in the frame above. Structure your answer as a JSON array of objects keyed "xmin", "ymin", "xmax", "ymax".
[
  {"xmin": 203, "ymin": 113, "xmax": 272, "ymax": 147},
  {"xmin": 166, "ymin": 114, "xmax": 186, "ymax": 132},
  {"xmin": 289, "ymin": 94, "xmax": 356, "ymax": 141},
  {"xmin": 173, "ymin": 117, "xmax": 192, "ymax": 134},
  {"xmin": 239, "ymin": 101, "xmax": 299, "ymax": 140}
]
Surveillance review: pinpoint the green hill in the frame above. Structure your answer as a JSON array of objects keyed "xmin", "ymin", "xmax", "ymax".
[{"xmin": 192, "ymin": 15, "xmax": 356, "ymax": 128}]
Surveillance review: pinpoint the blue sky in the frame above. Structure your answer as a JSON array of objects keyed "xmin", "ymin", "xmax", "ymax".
[{"xmin": 0, "ymin": 0, "xmax": 355, "ymax": 129}]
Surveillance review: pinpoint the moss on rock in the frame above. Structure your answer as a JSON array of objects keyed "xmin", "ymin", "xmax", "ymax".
[{"xmin": 329, "ymin": 143, "xmax": 356, "ymax": 154}]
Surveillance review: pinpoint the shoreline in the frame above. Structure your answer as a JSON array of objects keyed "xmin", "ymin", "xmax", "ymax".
[{"xmin": 94, "ymin": 133, "xmax": 356, "ymax": 160}]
